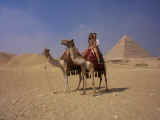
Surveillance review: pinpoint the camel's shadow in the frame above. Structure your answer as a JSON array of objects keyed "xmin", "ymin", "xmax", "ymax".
[
  {"xmin": 74, "ymin": 87, "xmax": 129, "ymax": 96},
  {"xmin": 98, "ymin": 87, "xmax": 129, "ymax": 95}
]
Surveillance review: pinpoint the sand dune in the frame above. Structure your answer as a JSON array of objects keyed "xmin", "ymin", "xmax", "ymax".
[
  {"xmin": 7, "ymin": 54, "xmax": 47, "ymax": 66},
  {"xmin": 0, "ymin": 52, "xmax": 15, "ymax": 64},
  {"xmin": 5, "ymin": 53, "xmax": 57, "ymax": 71}
]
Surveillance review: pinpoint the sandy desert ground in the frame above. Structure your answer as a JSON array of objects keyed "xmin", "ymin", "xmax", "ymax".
[{"xmin": 0, "ymin": 54, "xmax": 160, "ymax": 120}]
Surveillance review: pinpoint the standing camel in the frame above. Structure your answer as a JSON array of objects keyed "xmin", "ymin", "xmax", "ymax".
[
  {"xmin": 43, "ymin": 48, "xmax": 70, "ymax": 92},
  {"xmin": 43, "ymin": 48, "xmax": 82, "ymax": 92},
  {"xmin": 61, "ymin": 39, "xmax": 97, "ymax": 95}
]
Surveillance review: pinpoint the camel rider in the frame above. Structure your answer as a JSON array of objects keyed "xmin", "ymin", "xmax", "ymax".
[{"xmin": 82, "ymin": 32, "xmax": 102, "ymax": 65}]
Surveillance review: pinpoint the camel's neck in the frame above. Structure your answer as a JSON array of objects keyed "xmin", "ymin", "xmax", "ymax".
[
  {"xmin": 69, "ymin": 46, "xmax": 79, "ymax": 60},
  {"xmin": 46, "ymin": 54, "xmax": 61, "ymax": 67}
]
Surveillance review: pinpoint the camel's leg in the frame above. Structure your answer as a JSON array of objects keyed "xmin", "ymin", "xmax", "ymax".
[
  {"xmin": 98, "ymin": 76, "xmax": 102, "ymax": 89},
  {"xmin": 61, "ymin": 65, "xmax": 70, "ymax": 92},
  {"xmin": 91, "ymin": 72, "xmax": 96, "ymax": 95},
  {"xmin": 104, "ymin": 71, "xmax": 109, "ymax": 91},
  {"xmin": 64, "ymin": 73, "xmax": 69, "ymax": 92},
  {"xmin": 76, "ymin": 74, "xmax": 82, "ymax": 90},
  {"xmin": 62, "ymin": 67, "xmax": 69, "ymax": 92},
  {"xmin": 81, "ymin": 72, "xmax": 86, "ymax": 95}
]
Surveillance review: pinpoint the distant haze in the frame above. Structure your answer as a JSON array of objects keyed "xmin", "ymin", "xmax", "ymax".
[{"xmin": 0, "ymin": 0, "xmax": 160, "ymax": 57}]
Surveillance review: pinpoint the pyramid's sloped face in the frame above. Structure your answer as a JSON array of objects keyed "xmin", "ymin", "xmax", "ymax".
[
  {"xmin": 105, "ymin": 35, "xmax": 152, "ymax": 60},
  {"xmin": 125, "ymin": 40, "xmax": 152, "ymax": 58},
  {"xmin": 105, "ymin": 38, "xmax": 125, "ymax": 60}
]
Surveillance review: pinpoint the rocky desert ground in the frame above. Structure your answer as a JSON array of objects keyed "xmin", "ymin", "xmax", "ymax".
[{"xmin": 0, "ymin": 53, "xmax": 160, "ymax": 120}]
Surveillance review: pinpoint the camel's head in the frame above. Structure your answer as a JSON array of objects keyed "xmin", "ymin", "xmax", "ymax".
[
  {"xmin": 61, "ymin": 39, "xmax": 74, "ymax": 48},
  {"xmin": 88, "ymin": 32, "xmax": 97, "ymax": 40},
  {"xmin": 43, "ymin": 48, "xmax": 50, "ymax": 58}
]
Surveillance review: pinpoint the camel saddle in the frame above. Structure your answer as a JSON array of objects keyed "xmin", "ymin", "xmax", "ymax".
[{"xmin": 82, "ymin": 46, "xmax": 105, "ymax": 71}]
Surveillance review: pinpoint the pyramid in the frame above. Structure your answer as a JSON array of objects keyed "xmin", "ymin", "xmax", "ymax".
[{"xmin": 105, "ymin": 35, "xmax": 152, "ymax": 60}]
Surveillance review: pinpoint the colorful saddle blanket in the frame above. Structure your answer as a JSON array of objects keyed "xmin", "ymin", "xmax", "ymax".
[{"xmin": 82, "ymin": 47, "xmax": 105, "ymax": 71}]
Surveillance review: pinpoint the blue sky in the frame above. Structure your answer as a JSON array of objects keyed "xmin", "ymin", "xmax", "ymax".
[{"xmin": 0, "ymin": 0, "xmax": 160, "ymax": 56}]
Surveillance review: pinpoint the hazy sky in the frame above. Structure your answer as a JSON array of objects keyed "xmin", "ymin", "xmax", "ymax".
[{"xmin": 0, "ymin": 0, "xmax": 160, "ymax": 57}]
